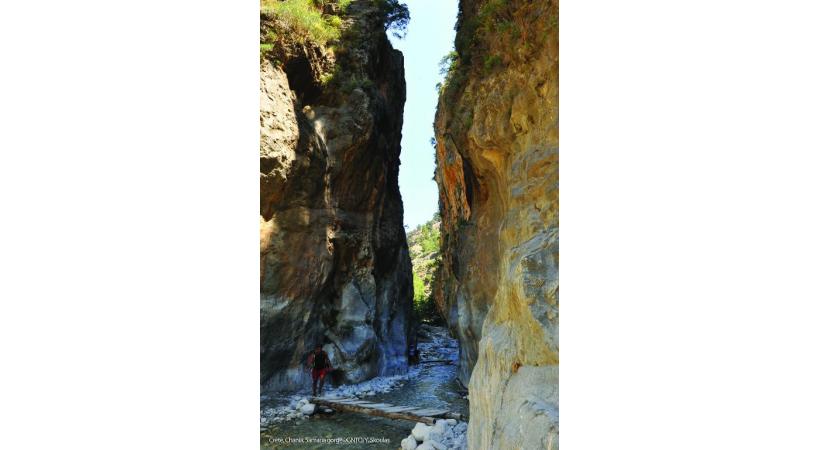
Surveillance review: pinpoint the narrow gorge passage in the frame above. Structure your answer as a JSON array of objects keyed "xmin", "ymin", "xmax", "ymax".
[
  {"xmin": 260, "ymin": 0, "xmax": 557, "ymax": 449},
  {"xmin": 261, "ymin": 326, "xmax": 466, "ymax": 449},
  {"xmin": 260, "ymin": 0, "xmax": 467, "ymax": 448}
]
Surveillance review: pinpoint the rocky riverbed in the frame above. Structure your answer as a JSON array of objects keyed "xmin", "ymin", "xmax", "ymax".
[{"xmin": 261, "ymin": 325, "xmax": 467, "ymax": 449}]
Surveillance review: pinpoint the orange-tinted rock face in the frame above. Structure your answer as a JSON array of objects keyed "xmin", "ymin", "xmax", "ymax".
[
  {"xmin": 260, "ymin": 5, "xmax": 412, "ymax": 391},
  {"xmin": 434, "ymin": 0, "xmax": 559, "ymax": 448}
]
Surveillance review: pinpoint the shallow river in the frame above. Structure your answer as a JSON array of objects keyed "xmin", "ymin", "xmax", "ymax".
[{"xmin": 261, "ymin": 328, "xmax": 466, "ymax": 450}]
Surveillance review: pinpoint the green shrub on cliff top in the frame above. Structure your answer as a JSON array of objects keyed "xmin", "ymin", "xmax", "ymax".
[
  {"xmin": 262, "ymin": 0, "xmax": 342, "ymax": 44},
  {"xmin": 438, "ymin": 50, "xmax": 467, "ymax": 98},
  {"xmin": 439, "ymin": 51, "xmax": 458, "ymax": 77},
  {"xmin": 312, "ymin": 0, "xmax": 352, "ymax": 10}
]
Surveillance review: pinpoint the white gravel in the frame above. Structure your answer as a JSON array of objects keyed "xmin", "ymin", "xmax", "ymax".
[{"xmin": 402, "ymin": 419, "xmax": 467, "ymax": 450}]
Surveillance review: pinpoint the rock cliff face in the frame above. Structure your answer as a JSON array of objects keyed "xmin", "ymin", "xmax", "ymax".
[
  {"xmin": 260, "ymin": 1, "xmax": 412, "ymax": 391},
  {"xmin": 434, "ymin": 0, "xmax": 559, "ymax": 448}
]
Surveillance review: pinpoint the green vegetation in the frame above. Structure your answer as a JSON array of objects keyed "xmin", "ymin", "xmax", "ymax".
[
  {"xmin": 261, "ymin": 0, "xmax": 347, "ymax": 45},
  {"xmin": 319, "ymin": 72, "xmax": 334, "ymax": 85},
  {"xmin": 340, "ymin": 74, "xmax": 374, "ymax": 93},
  {"xmin": 260, "ymin": 0, "xmax": 408, "ymax": 44},
  {"xmin": 464, "ymin": 109, "xmax": 474, "ymax": 127},
  {"xmin": 439, "ymin": 51, "xmax": 458, "ymax": 77},
  {"xmin": 413, "ymin": 272, "xmax": 440, "ymax": 325},
  {"xmin": 327, "ymin": 15, "xmax": 342, "ymax": 28},
  {"xmin": 416, "ymin": 222, "xmax": 439, "ymax": 255},
  {"xmin": 260, "ymin": 0, "xmax": 410, "ymax": 101},
  {"xmin": 478, "ymin": 0, "xmax": 510, "ymax": 22},
  {"xmin": 413, "ymin": 273, "xmax": 426, "ymax": 303},
  {"xmin": 437, "ymin": 50, "xmax": 462, "ymax": 93},
  {"xmin": 312, "ymin": 0, "xmax": 351, "ymax": 9},
  {"xmin": 547, "ymin": 12, "xmax": 558, "ymax": 30},
  {"xmin": 483, "ymin": 54, "xmax": 502, "ymax": 73},
  {"xmin": 372, "ymin": 0, "xmax": 410, "ymax": 38},
  {"xmin": 260, "ymin": 0, "xmax": 410, "ymax": 97},
  {"xmin": 496, "ymin": 20, "xmax": 517, "ymax": 37},
  {"xmin": 438, "ymin": 0, "xmax": 526, "ymax": 101},
  {"xmin": 407, "ymin": 214, "xmax": 443, "ymax": 324}
]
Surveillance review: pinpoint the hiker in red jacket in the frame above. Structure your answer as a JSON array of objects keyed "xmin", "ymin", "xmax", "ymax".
[{"xmin": 307, "ymin": 345, "xmax": 332, "ymax": 396}]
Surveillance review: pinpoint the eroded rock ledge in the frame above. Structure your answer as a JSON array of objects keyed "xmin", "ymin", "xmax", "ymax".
[
  {"xmin": 260, "ymin": 2, "xmax": 412, "ymax": 391},
  {"xmin": 434, "ymin": 0, "xmax": 559, "ymax": 448}
]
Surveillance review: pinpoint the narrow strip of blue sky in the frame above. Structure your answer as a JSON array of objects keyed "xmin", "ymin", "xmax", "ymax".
[{"xmin": 389, "ymin": 0, "xmax": 458, "ymax": 230}]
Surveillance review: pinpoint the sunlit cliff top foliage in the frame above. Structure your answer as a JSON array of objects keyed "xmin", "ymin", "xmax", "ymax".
[{"xmin": 260, "ymin": 0, "xmax": 409, "ymax": 47}]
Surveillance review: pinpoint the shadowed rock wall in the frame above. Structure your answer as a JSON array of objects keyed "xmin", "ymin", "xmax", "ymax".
[{"xmin": 260, "ymin": 2, "xmax": 412, "ymax": 391}]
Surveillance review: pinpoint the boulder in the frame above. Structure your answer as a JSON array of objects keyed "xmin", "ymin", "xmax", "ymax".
[
  {"xmin": 426, "ymin": 430, "xmax": 443, "ymax": 444},
  {"xmin": 432, "ymin": 420, "xmax": 449, "ymax": 435},
  {"xmin": 426, "ymin": 440, "xmax": 446, "ymax": 450},
  {"xmin": 400, "ymin": 436, "xmax": 418, "ymax": 450},
  {"xmin": 299, "ymin": 403, "xmax": 316, "ymax": 415},
  {"xmin": 411, "ymin": 423, "xmax": 431, "ymax": 441}
]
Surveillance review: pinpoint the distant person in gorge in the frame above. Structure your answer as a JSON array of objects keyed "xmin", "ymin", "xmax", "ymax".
[
  {"xmin": 408, "ymin": 336, "xmax": 419, "ymax": 365},
  {"xmin": 307, "ymin": 345, "xmax": 332, "ymax": 397}
]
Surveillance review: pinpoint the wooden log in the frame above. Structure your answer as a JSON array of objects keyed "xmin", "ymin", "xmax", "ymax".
[
  {"xmin": 310, "ymin": 398, "xmax": 435, "ymax": 425},
  {"xmin": 443, "ymin": 411, "xmax": 467, "ymax": 421},
  {"xmin": 358, "ymin": 403, "xmax": 392, "ymax": 408},
  {"xmin": 411, "ymin": 408, "xmax": 449, "ymax": 417},
  {"xmin": 335, "ymin": 400, "xmax": 372, "ymax": 405},
  {"xmin": 382, "ymin": 406, "xmax": 418, "ymax": 413}
]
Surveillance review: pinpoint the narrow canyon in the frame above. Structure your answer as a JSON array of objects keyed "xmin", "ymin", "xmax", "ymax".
[{"xmin": 260, "ymin": 0, "xmax": 558, "ymax": 448}]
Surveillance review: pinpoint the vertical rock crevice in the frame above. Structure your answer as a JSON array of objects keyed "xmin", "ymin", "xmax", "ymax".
[
  {"xmin": 434, "ymin": 0, "xmax": 559, "ymax": 448},
  {"xmin": 260, "ymin": 1, "xmax": 412, "ymax": 391}
]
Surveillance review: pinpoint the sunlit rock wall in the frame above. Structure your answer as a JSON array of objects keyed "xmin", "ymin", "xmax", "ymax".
[{"xmin": 434, "ymin": 0, "xmax": 559, "ymax": 448}]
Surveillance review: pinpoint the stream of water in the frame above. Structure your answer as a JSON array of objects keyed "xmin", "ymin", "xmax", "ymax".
[{"xmin": 260, "ymin": 326, "xmax": 466, "ymax": 450}]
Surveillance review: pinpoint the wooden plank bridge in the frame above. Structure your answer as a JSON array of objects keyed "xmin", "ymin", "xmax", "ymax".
[{"xmin": 310, "ymin": 397, "xmax": 466, "ymax": 425}]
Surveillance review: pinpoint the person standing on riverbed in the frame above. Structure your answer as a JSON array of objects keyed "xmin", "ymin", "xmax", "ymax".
[{"xmin": 306, "ymin": 345, "xmax": 332, "ymax": 397}]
